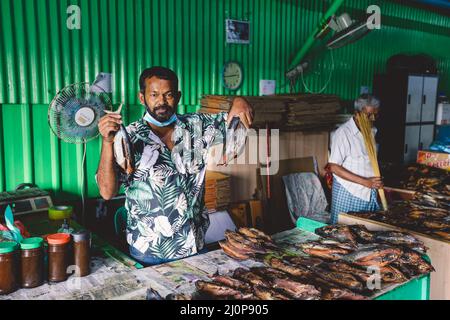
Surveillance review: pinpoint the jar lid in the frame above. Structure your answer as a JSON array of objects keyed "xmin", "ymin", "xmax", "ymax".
[
  {"xmin": 48, "ymin": 206, "xmax": 73, "ymax": 221},
  {"xmin": 0, "ymin": 241, "xmax": 18, "ymax": 254},
  {"xmin": 47, "ymin": 233, "xmax": 71, "ymax": 245},
  {"xmin": 72, "ymin": 230, "xmax": 91, "ymax": 242},
  {"xmin": 20, "ymin": 237, "xmax": 44, "ymax": 250}
]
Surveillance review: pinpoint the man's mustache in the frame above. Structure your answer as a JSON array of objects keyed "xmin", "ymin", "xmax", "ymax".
[{"xmin": 154, "ymin": 105, "xmax": 171, "ymax": 112}]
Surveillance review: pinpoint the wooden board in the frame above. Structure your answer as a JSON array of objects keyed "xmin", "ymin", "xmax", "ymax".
[{"xmin": 338, "ymin": 213, "xmax": 450, "ymax": 300}]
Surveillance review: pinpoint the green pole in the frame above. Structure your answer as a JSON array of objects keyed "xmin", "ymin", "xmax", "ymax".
[{"xmin": 287, "ymin": 0, "xmax": 345, "ymax": 72}]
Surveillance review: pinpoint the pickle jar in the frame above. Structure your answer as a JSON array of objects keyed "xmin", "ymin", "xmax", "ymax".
[
  {"xmin": 20, "ymin": 237, "xmax": 44, "ymax": 288},
  {"xmin": 72, "ymin": 230, "xmax": 91, "ymax": 277},
  {"xmin": 0, "ymin": 241, "xmax": 19, "ymax": 295},
  {"xmin": 47, "ymin": 233, "xmax": 71, "ymax": 282}
]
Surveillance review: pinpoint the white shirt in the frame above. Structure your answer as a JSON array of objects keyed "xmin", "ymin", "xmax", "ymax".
[{"xmin": 329, "ymin": 117, "xmax": 377, "ymax": 201}]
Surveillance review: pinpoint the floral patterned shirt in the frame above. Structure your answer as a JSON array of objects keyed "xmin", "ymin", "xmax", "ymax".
[{"xmin": 113, "ymin": 112, "xmax": 238, "ymax": 260}]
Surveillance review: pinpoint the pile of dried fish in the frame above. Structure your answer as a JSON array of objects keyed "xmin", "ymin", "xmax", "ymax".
[
  {"xmin": 218, "ymin": 228, "xmax": 280, "ymax": 260},
  {"xmin": 192, "ymin": 226, "xmax": 433, "ymax": 300},
  {"xmin": 349, "ymin": 201, "xmax": 450, "ymax": 242},
  {"xmin": 383, "ymin": 163, "xmax": 450, "ymax": 197},
  {"xmin": 307, "ymin": 225, "xmax": 434, "ymax": 275}
]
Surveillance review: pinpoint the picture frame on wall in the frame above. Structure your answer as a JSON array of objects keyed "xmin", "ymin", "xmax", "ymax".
[{"xmin": 225, "ymin": 19, "xmax": 250, "ymax": 44}]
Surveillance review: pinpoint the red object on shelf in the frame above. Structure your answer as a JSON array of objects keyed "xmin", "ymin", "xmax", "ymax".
[{"xmin": 0, "ymin": 220, "xmax": 31, "ymax": 238}]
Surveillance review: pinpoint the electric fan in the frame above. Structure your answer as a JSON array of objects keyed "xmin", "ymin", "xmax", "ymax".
[
  {"xmin": 48, "ymin": 82, "xmax": 113, "ymax": 224},
  {"xmin": 48, "ymin": 82, "xmax": 112, "ymax": 143}
]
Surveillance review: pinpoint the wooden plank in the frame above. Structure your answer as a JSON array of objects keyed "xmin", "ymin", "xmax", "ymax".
[{"xmin": 339, "ymin": 213, "xmax": 450, "ymax": 300}]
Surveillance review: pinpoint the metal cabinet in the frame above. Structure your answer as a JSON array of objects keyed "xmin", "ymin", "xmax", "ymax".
[
  {"xmin": 374, "ymin": 73, "xmax": 438, "ymax": 165},
  {"xmin": 404, "ymin": 125, "xmax": 421, "ymax": 164},
  {"xmin": 420, "ymin": 124, "xmax": 435, "ymax": 150},
  {"xmin": 406, "ymin": 76, "xmax": 423, "ymax": 123},
  {"xmin": 422, "ymin": 77, "xmax": 438, "ymax": 122}
]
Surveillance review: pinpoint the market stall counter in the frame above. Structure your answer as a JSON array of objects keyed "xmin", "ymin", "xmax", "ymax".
[{"xmin": 1, "ymin": 214, "xmax": 432, "ymax": 300}]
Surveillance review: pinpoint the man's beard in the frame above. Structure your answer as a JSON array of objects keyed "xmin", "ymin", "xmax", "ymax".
[{"xmin": 145, "ymin": 102, "xmax": 175, "ymax": 122}]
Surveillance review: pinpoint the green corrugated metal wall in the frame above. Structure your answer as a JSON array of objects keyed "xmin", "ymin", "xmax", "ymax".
[{"xmin": 0, "ymin": 0, "xmax": 449, "ymax": 199}]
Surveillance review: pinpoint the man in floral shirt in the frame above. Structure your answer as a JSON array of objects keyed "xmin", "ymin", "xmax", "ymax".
[{"xmin": 97, "ymin": 66, "xmax": 253, "ymax": 265}]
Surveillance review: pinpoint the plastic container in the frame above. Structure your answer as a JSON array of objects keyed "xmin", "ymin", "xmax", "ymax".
[
  {"xmin": 20, "ymin": 237, "xmax": 44, "ymax": 288},
  {"xmin": 73, "ymin": 230, "xmax": 91, "ymax": 277},
  {"xmin": 47, "ymin": 233, "xmax": 71, "ymax": 283},
  {"xmin": 0, "ymin": 241, "xmax": 19, "ymax": 295}
]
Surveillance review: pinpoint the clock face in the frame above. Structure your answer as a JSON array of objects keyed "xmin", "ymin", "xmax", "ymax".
[{"xmin": 222, "ymin": 61, "xmax": 243, "ymax": 90}]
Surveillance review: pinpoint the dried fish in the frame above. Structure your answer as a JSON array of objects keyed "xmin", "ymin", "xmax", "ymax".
[
  {"xmin": 348, "ymin": 225, "xmax": 375, "ymax": 243},
  {"xmin": 232, "ymin": 268, "xmax": 267, "ymax": 287},
  {"xmin": 343, "ymin": 244, "xmax": 402, "ymax": 267},
  {"xmin": 423, "ymin": 220, "xmax": 450, "ymax": 230},
  {"xmin": 298, "ymin": 242, "xmax": 350, "ymax": 261},
  {"xmin": 238, "ymin": 227, "xmax": 273, "ymax": 243},
  {"xmin": 224, "ymin": 230, "xmax": 268, "ymax": 254},
  {"xmin": 311, "ymin": 266, "xmax": 365, "ymax": 292},
  {"xmin": 253, "ymin": 285, "xmax": 291, "ymax": 300},
  {"xmin": 266, "ymin": 257, "xmax": 311, "ymax": 278},
  {"xmin": 380, "ymin": 265, "xmax": 408, "ymax": 284},
  {"xmin": 219, "ymin": 241, "xmax": 251, "ymax": 260},
  {"xmin": 210, "ymin": 274, "xmax": 252, "ymax": 292},
  {"xmin": 326, "ymin": 261, "xmax": 371, "ymax": 283},
  {"xmin": 284, "ymin": 255, "xmax": 324, "ymax": 269},
  {"xmin": 315, "ymin": 225, "xmax": 357, "ymax": 245},
  {"xmin": 195, "ymin": 280, "xmax": 254, "ymax": 300},
  {"xmin": 322, "ymin": 287, "xmax": 369, "ymax": 300},
  {"xmin": 373, "ymin": 231, "xmax": 428, "ymax": 253},
  {"xmin": 318, "ymin": 239, "xmax": 358, "ymax": 251},
  {"xmin": 250, "ymin": 267, "xmax": 321, "ymax": 300}
]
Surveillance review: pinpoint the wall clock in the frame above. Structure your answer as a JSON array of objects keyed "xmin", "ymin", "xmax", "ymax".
[{"xmin": 221, "ymin": 61, "xmax": 243, "ymax": 91}]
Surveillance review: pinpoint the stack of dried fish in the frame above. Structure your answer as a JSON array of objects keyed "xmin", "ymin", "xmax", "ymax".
[
  {"xmin": 218, "ymin": 228, "xmax": 280, "ymax": 260},
  {"xmin": 192, "ymin": 226, "xmax": 434, "ymax": 300},
  {"xmin": 383, "ymin": 163, "xmax": 450, "ymax": 198},
  {"xmin": 307, "ymin": 225, "xmax": 434, "ymax": 276},
  {"xmin": 199, "ymin": 94, "xmax": 350, "ymax": 131},
  {"xmin": 348, "ymin": 201, "xmax": 450, "ymax": 242}
]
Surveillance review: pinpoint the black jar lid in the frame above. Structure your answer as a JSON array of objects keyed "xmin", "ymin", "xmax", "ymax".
[{"xmin": 72, "ymin": 230, "xmax": 91, "ymax": 242}]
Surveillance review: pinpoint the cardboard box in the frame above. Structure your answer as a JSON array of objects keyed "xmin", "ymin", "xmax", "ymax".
[
  {"xmin": 248, "ymin": 200, "xmax": 264, "ymax": 230},
  {"xmin": 417, "ymin": 150, "xmax": 450, "ymax": 171},
  {"xmin": 228, "ymin": 202, "xmax": 250, "ymax": 228}
]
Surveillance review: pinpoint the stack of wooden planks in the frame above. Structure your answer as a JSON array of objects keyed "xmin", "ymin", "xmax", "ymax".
[
  {"xmin": 199, "ymin": 94, "xmax": 351, "ymax": 131},
  {"xmin": 205, "ymin": 171, "xmax": 231, "ymax": 212}
]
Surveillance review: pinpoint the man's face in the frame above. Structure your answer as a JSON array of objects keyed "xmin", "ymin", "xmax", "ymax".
[
  {"xmin": 361, "ymin": 105, "xmax": 379, "ymax": 123},
  {"xmin": 139, "ymin": 76, "xmax": 181, "ymax": 122}
]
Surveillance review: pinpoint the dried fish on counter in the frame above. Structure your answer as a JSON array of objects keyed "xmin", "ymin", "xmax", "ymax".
[
  {"xmin": 197, "ymin": 226, "xmax": 434, "ymax": 300},
  {"xmin": 383, "ymin": 163, "xmax": 450, "ymax": 196},
  {"xmin": 195, "ymin": 280, "xmax": 256, "ymax": 300},
  {"xmin": 348, "ymin": 201, "xmax": 450, "ymax": 243},
  {"xmin": 342, "ymin": 244, "xmax": 402, "ymax": 268},
  {"xmin": 314, "ymin": 225, "xmax": 358, "ymax": 245},
  {"xmin": 296, "ymin": 242, "xmax": 351, "ymax": 261}
]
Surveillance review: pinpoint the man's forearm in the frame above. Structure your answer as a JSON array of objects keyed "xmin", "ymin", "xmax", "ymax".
[
  {"xmin": 328, "ymin": 163, "xmax": 367, "ymax": 187},
  {"xmin": 97, "ymin": 141, "xmax": 119, "ymax": 200}
]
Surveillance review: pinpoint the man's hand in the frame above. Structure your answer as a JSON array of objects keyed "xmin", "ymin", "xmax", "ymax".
[
  {"xmin": 98, "ymin": 114, "xmax": 122, "ymax": 144},
  {"xmin": 363, "ymin": 177, "xmax": 384, "ymax": 189},
  {"xmin": 228, "ymin": 97, "xmax": 254, "ymax": 129}
]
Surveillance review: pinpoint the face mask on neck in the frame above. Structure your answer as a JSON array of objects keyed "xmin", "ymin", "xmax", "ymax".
[{"xmin": 143, "ymin": 111, "xmax": 177, "ymax": 127}]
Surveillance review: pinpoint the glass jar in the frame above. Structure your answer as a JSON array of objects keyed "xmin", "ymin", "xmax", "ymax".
[
  {"xmin": 20, "ymin": 237, "xmax": 44, "ymax": 288},
  {"xmin": 0, "ymin": 242, "xmax": 19, "ymax": 295},
  {"xmin": 73, "ymin": 230, "xmax": 91, "ymax": 277},
  {"xmin": 47, "ymin": 233, "xmax": 71, "ymax": 283}
]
